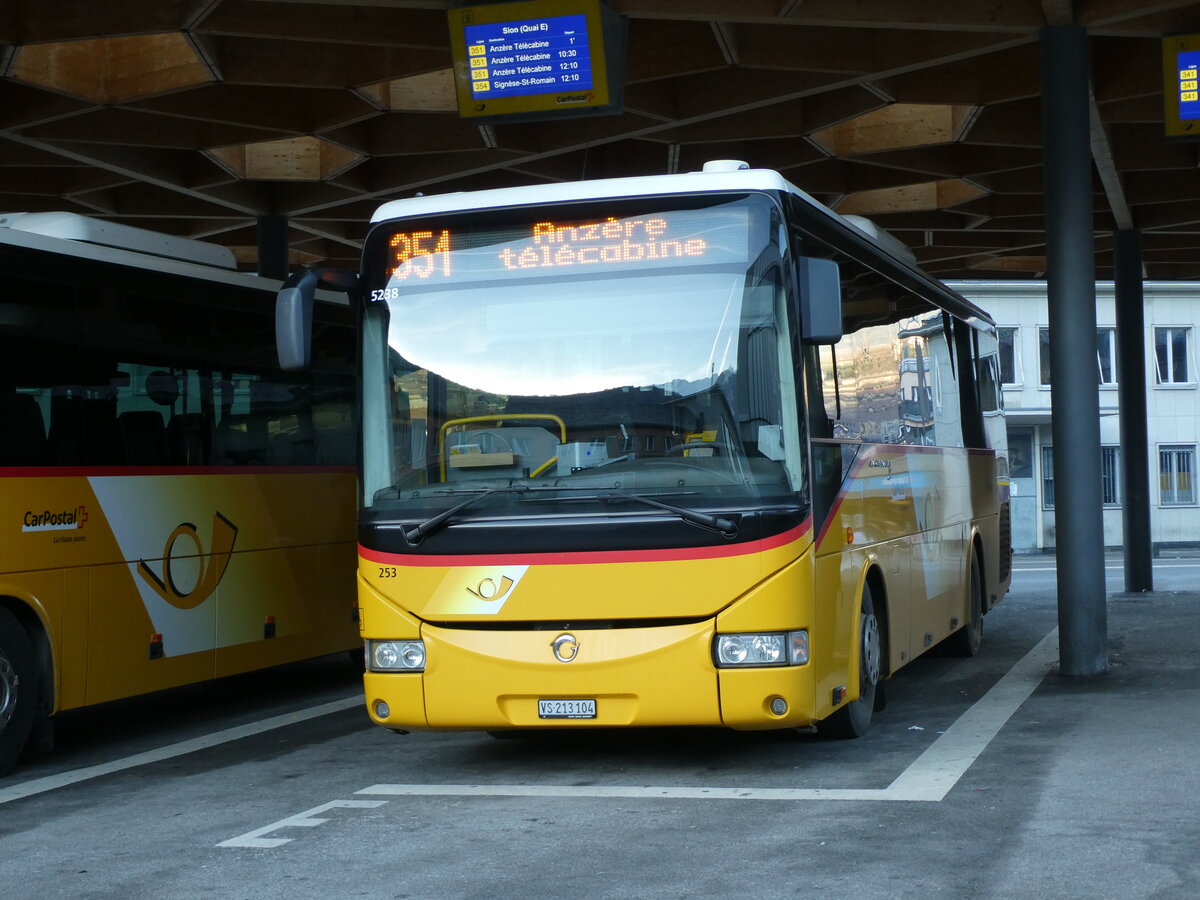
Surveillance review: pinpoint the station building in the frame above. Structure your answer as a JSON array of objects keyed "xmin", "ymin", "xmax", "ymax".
[{"xmin": 955, "ymin": 280, "xmax": 1198, "ymax": 554}]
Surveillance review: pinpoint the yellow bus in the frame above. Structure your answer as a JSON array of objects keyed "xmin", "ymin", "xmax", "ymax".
[
  {"xmin": 278, "ymin": 161, "xmax": 1011, "ymax": 740},
  {"xmin": 0, "ymin": 214, "xmax": 358, "ymax": 775}
]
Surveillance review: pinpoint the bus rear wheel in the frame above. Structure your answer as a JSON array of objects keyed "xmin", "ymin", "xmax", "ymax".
[
  {"xmin": 944, "ymin": 554, "xmax": 984, "ymax": 657},
  {"xmin": 820, "ymin": 583, "xmax": 881, "ymax": 739},
  {"xmin": 0, "ymin": 609, "xmax": 36, "ymax": 776}
]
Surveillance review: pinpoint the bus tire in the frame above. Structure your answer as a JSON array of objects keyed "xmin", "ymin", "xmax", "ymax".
[
  {"xmin": 0, "ymin": 608, "xmax": 37, "ymax": 776},
  {"xmin": 944, "ymin": 554, "xmax": 984, "ymax": 657},
  {"xmin": 820, "ymin": 582, "xmax": 881, "ymax": 739}
]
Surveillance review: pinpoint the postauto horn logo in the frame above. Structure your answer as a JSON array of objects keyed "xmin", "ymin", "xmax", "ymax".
[
  {"xmin": 137, "ymin": 512, "xmax": 239, "ymax": 610},
  {"xmin": 22, "ymin": 505, "xmax": 88, "ymax": 532}
]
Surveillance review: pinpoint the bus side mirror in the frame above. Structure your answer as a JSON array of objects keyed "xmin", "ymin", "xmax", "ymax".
[
  {"xmin": 276, "ymin": 266, "xmax": 359, "ymax": 370},
  {"xmin": 796, "ymin": 256, "xmax": 843, "ymax": 345}
]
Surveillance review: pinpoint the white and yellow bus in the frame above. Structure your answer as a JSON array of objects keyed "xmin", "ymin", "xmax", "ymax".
[
  {"xmin": 278, "ymin": 161, "xmax": 1011, "ymax": 739},
  {"xmin": 0, "ymin": 214, "xmax": 358, "ymax": 775}
]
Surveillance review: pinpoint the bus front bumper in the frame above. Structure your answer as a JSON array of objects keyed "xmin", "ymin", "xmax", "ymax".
[{"xmin": 362, "ymin": 619, "xmax": 818, "ymax": 731}]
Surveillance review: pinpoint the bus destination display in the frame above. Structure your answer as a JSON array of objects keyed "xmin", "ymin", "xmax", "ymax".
[
  {"xmin": 465, "ymin": 13, "xmax": 594, "ymax": 100},
  {"xmin": 378, "ymin": 206, "xmax": 751, "ymax": 290}
]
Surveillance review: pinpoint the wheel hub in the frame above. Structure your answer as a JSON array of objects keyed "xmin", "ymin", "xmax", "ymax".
[
  {"xmin": 0, "ymin": 653, "xmax": 17, "ymax": 732},
  {"xmin": 861, "ymin": 613, "xmax": 881, "ymax": 687}
]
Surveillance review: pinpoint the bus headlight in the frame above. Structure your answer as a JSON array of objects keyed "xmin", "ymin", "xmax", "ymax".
[
  {"xmin": 714, "ymin": 631, "xmax": 808, "ymax": 667},
  {"xmin": 367, "ymin": 640, "xmax": 425, "ymax": 672}
]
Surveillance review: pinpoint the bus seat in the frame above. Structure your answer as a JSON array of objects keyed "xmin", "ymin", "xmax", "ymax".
[
  {"xmin": 48, "ymin": 394, "xmax": 83, "ymax": 465},
  {"xmin": 82, "ymin": 397, "xmax": 123, "ymax": 465},
  {"xmin": 213, "ymin": 413, "xmax": 270, "ymax": 465},
  {"xmin": 119, "ymin": 410, "xmax": 169, "ymax": 466},
  {"xmin": 166, "ymin": 412, "xmax": 208, "ymax": 465},
  {"xmin": 0, "ymin": 393, "xmax": 48, "ymax": 466}
]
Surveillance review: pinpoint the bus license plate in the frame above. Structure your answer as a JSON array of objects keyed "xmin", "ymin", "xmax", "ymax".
[{"xmin": 538, "ymin": 699, "xmax": 597, "ymax": 719}]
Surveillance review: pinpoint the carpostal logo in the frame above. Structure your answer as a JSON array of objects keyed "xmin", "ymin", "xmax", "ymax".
[
  {"xmin": 23, "ymin": 506, "xmax": 88, "ymax": 532},
  {"xmin": 555, "ymin": 91, "xmax": 593, "ymax": 105},
  {"xmin": 137, "ymin": 512, "xmax": 238, "ymax": 611}
]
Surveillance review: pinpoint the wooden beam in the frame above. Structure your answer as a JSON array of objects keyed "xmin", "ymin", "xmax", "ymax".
[
  {"xmin": 215, "ymin": 35, "xmax": 449, "ymax": 88},
  {"xmin": 0, "ymin": 130, "xmax": 269, "ymax": 213},
  {"xmin": 6, "ymin": 0, "xmax": 188, "ymax": 43},
  {"xmin": 127, "ymin": 84, "xmax": 379, "ymax": 134},
  {"xmin": 19, "ymin": 107, "xmax": 286, "ymax": 149},
  {"xmin": 198, "ymin": 1, "xmax": 448, "ymax": 49},
  {"xmin": 611, "ymin": 0, "xmax": 1045, "ymax": 33}
]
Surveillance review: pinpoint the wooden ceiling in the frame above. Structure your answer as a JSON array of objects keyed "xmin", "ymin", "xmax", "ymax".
[{"xmin": 2, "ymin": 0, "xmax": 1199, "ymax": 279}]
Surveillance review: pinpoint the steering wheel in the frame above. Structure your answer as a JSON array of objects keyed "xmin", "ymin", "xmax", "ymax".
[{"xmin": 667, "ymin": 440, "xmax": 722, "ymax": 456}]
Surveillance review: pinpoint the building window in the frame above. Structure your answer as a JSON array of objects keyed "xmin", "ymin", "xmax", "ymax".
[
  {"xmin": 1041, "ymin": 445, "xmax": 1120, "ymax": 508},
  {"xmin": 1096, "ymin": 327, "xmax": 1117, "ymax": 386},
  {"xmin": 997, "ymin": 326, "xmax": 1018, "ymax": 385},
  {"xmin": 1155, "ymin": 327, "xmax": 1192, "ymax": 385},
  {"xmin": 1159, "ymin": 445, "xmax": 1196, "ymax": 506},
  {"xmin": 1039, "ymin": 328, "xmax": 1051, "ymax": 387},
  {"xmin": 1040, "ymin": 327, "xmax": 1119, "ymax": 386},
  {"xmin": 1041, "ymin": 445, "xmax": 1055, "ymax": 508},
  {"xmin": 1101, "ymin": 446, "xmax": 1119, "ymax": 506}
]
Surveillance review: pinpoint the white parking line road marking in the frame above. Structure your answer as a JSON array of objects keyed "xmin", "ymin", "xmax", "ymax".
[
  {"xmin": 218, "ymin": 799, "xmax": 388, "ymax": 848},
  {"xmin": 356, "ymin": 627, "xmax": 1059, "ymax": 806},
  {"xmin": 1013, "ymin": 563, "xmax": 1200, "ymax": 573},
  {"xmin": 359, "ymin": 784, "xmax": 895, "ymax": 801},
  {"xmin": 217, "ymin": 630, "xmax": 1057, "ymax": 851},
  {"xmin": 0, "ymin": 694, "xmax": 363, "ymax": 806},
  {"xmin": 885, "ymin": 626, "xmax": 1058, "ymax": 801}
]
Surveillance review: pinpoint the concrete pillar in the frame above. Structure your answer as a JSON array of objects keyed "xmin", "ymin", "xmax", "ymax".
[
  {"xmin": 1040, "ymin": 25, "xmax": 1108, "ymax": 675},
  {"xmin": 1114, "ymin": 229, "xmax": 1154, "ymax": 591}
]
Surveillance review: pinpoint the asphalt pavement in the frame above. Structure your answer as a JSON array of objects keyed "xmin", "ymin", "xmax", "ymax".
[{"xmin": 0, "ymin": 555, "xmax": 1197, "ymax": 898}]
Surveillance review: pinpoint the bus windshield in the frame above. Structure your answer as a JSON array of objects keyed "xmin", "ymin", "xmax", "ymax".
[{"xmin": 361, "ymin": 193, "xmax": 806, "ymax": 523}]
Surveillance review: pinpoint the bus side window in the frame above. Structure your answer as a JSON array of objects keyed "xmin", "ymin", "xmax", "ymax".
[
  {"xmin": 0, "ymin": 392, "xmax": 48, "ymax": 466},
  {"xmin": 804, "ymin": 344, "xmax": 836, "ymax": 440}
]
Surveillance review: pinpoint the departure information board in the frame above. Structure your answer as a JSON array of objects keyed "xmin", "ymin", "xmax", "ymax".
[
  {"xmin": 1163, "ymin": 35, "xmax": 1200, "ymax": 139},
  {"xmin": 464, "ymin": 13, "xmax": 594, "ymax": 100},
  {"xmin": 449, "ymin": 0, "xmax": 624, "ymax": 122}
]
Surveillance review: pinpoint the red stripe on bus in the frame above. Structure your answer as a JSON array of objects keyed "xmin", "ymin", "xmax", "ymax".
[
  {"xmin": 0, "ymin": 465, "xmax": 356, "ymax": 477},
  {"xmin": 814, "ymin": 448, "xmax": 874, "ymax": 549},
  {"xmin": 359, "ymin": 519, "xmax": 813, "ymax": 568}
]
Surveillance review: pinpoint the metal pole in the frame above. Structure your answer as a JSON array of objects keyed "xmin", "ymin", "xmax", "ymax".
[
  {"xmin": 1040, "ymin": 25, "xmax": 1108, "ymax": 675},
  {"xmin": 1114, "ymin": 229, "xmax": 1153, "ymax": 592},
  {"xmin": 257, "ymin": 214, "xmax": 290, "ymax": 281}
]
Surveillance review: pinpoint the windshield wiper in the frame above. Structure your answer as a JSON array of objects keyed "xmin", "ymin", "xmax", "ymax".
[
  {"xmin": 594, "ymin": 489, "xmax": 739, "ymax": 537},
  {"xmin": 403, "ymin": 486, "xmax": 520, "ymax": 544},
  {"xmin": 401, "ymin": 484, "xmax": 738, "ymax": 543}
]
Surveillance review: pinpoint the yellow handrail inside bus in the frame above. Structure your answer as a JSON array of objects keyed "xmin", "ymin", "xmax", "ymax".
[{"xmin": 438, "ymin": 414, "xmax": 567, "ymax": 481}]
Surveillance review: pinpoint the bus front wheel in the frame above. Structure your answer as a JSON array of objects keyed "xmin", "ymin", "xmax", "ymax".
[
  {"xmin": 0, "ymin": 608, "xmax": 36, "ymax": 776},
  {"xmin": 820, "ymin": 583, "xmax": 881, "ymax": 739}
]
